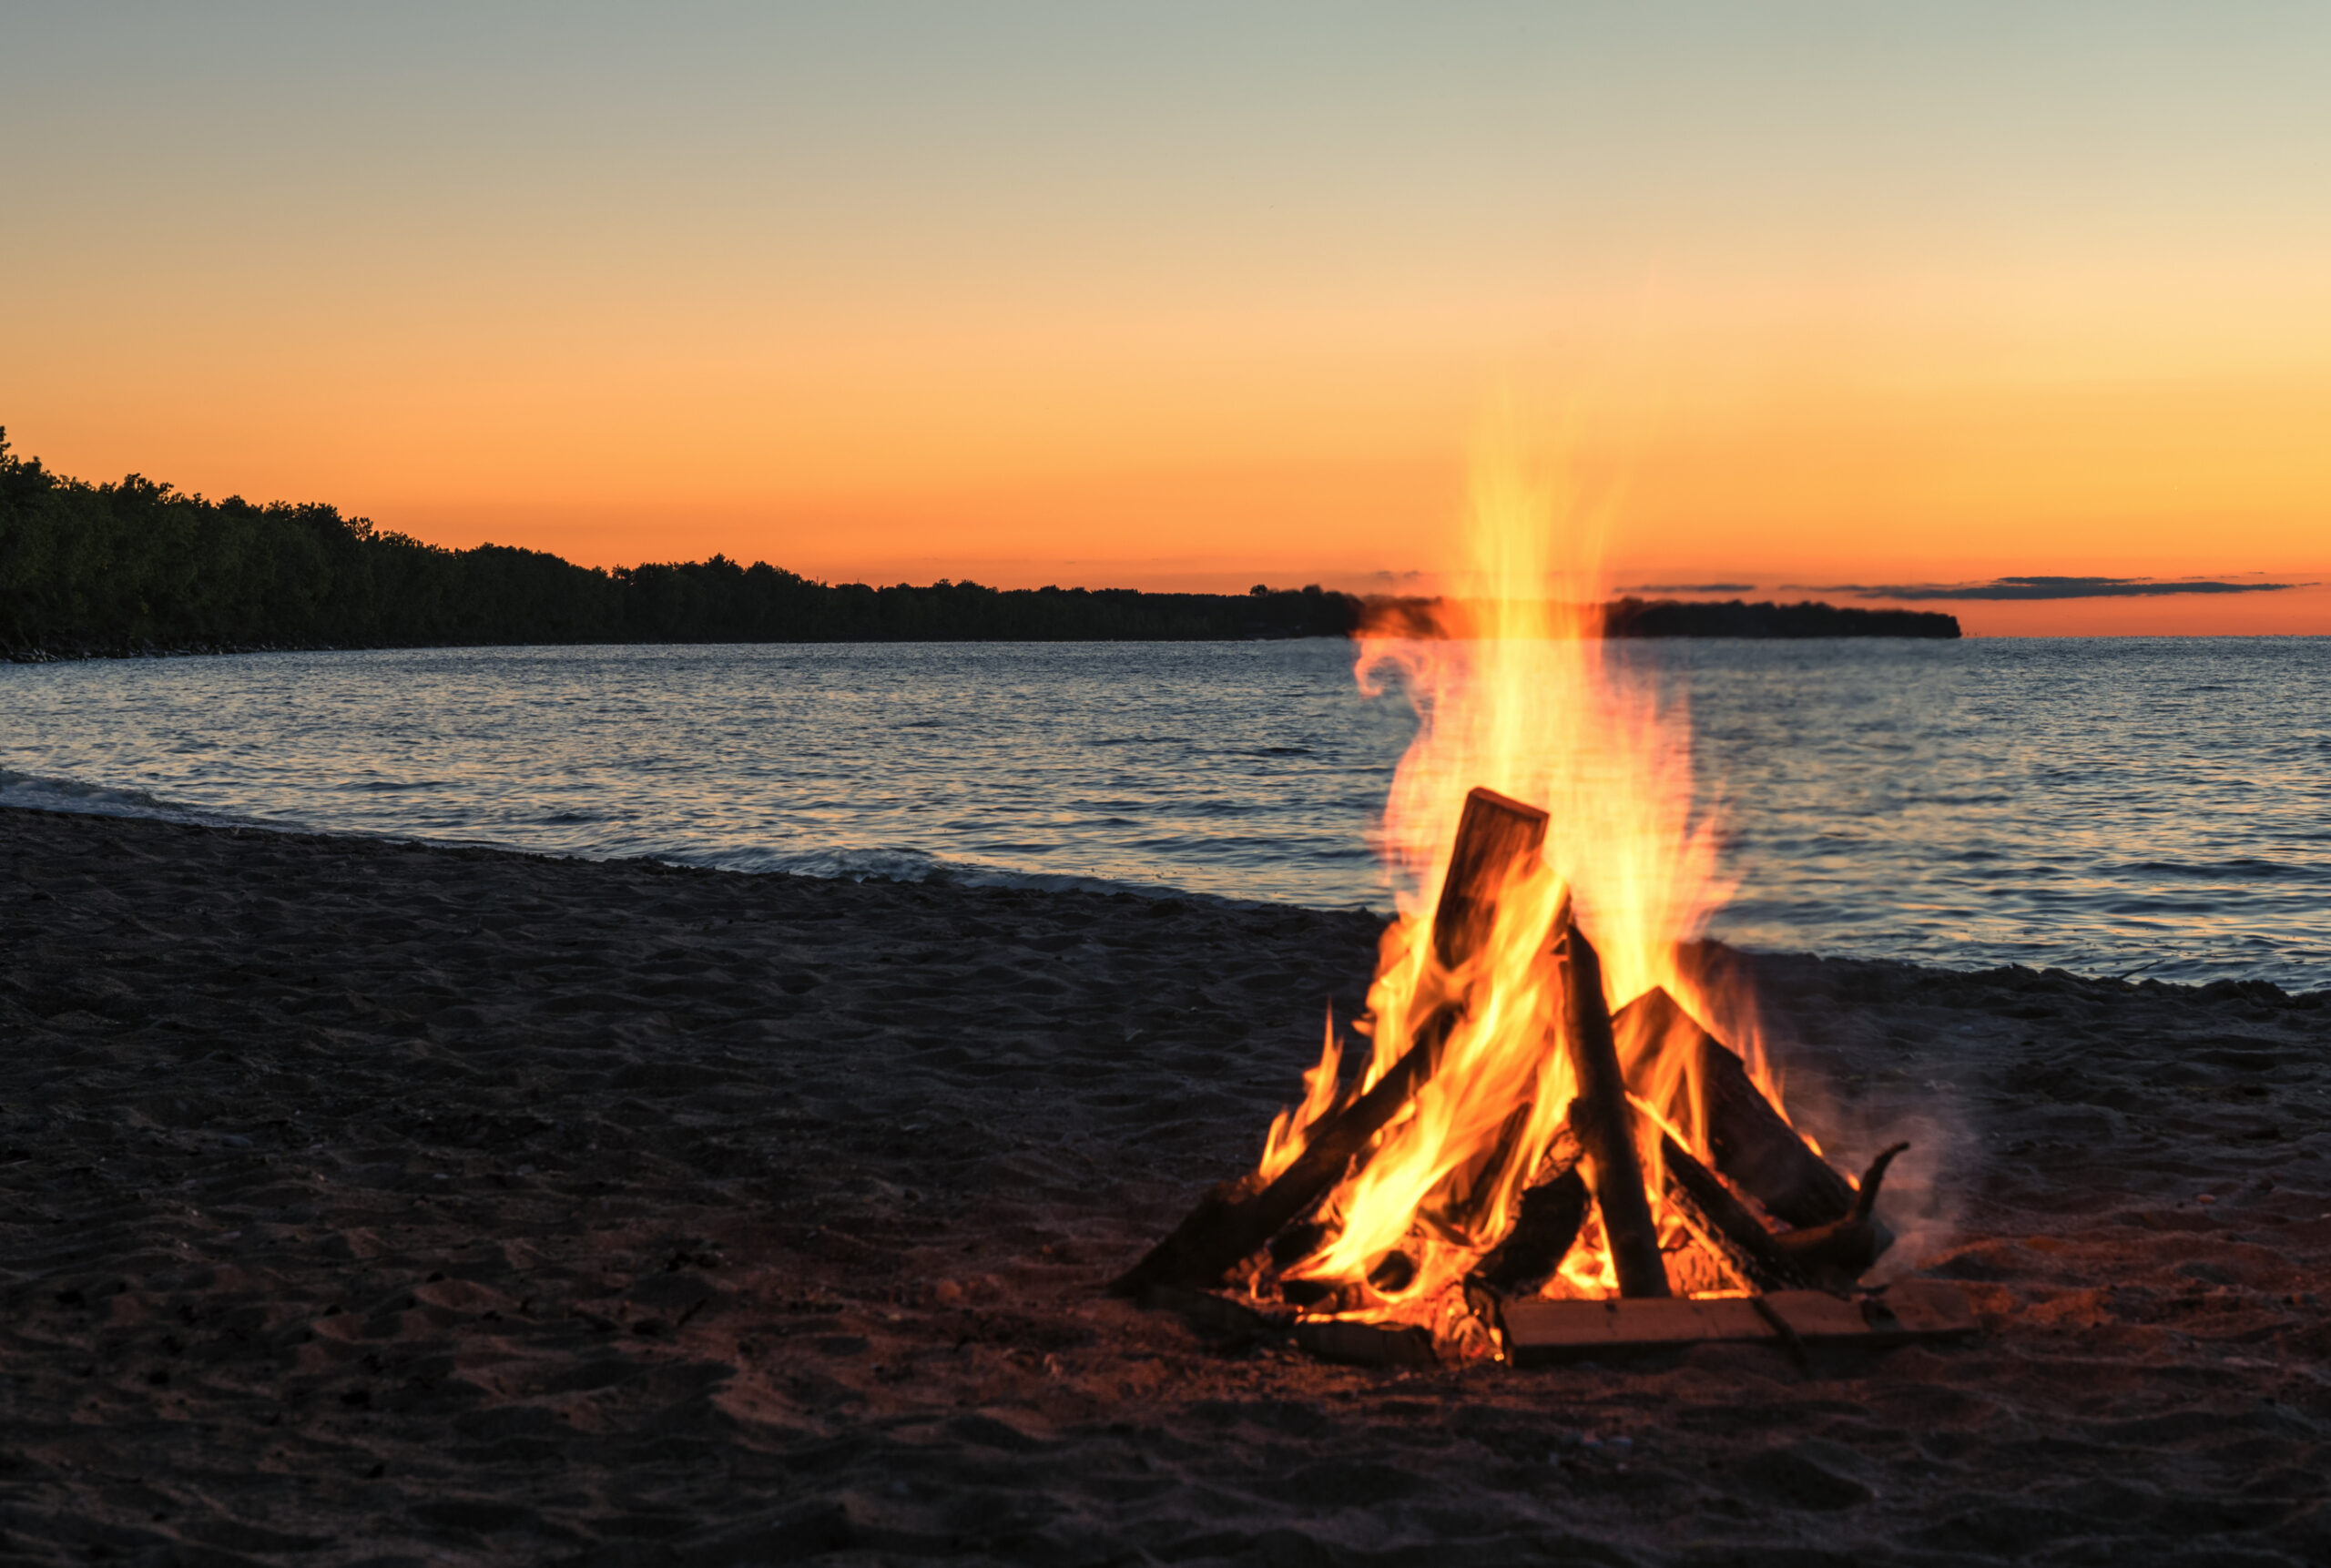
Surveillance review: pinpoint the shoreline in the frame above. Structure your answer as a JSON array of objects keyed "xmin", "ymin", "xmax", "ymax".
[
  {"xmin": 0, "ymin": 781, "xmax": 1369, "ymax": 921},
  {"xmin": 8, "ymin": 780, "xmax": 2324, "ymax": 999},
  {"xmin": 4, "ymin": 806, "xmax": 2328, "ymax": 1563}
]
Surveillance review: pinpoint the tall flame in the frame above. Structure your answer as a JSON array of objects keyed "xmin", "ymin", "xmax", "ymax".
[
  {"xmin": 1365, "ymin": 429, "xmax": 1728, "ymax": 1013},
  {"xmin": 1260, "ymin": 423, "xmax": 1765, "ymax": 1319}
]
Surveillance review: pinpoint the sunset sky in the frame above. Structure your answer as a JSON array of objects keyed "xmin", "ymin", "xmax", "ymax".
[{"xmin": 6, "ymin": 3, "xmax": 2328, "ymax": 634}]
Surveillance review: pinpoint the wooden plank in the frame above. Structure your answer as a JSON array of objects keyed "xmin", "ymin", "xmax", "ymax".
[
  {"xmin": 1501, "ymin": 1297, "xmax": 1771, "ymax": 1365},
  {"xmin": 1430, "ymin": 787, "xmax": 1553, "ymax": 970},
  {"xmin": 1500, "ymin": 1282, "xmax": 1978, "ymax": 1365}
]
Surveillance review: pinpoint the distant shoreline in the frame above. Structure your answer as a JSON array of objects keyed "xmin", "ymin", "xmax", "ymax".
[
  {"xmin": 0, "ymin": 596, "xmax": 1960, "ymax": 665},
  {"xmin": 1362, "ymin": 596, "xmax": 1961, "ymax": 641},
  {"xmin": 1, "ymin": 596, "xmax": 1960, "ymax": 663}
]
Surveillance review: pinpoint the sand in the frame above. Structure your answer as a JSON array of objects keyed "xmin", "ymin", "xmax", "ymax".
[{"xmin": 2, "ymin": 806, "xmax": 2327, "ymax": 1567}]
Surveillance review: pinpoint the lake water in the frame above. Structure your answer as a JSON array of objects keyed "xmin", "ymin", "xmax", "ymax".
[{"xmin": 5, "ymin": 638, "xmax": 2327, "ymax": 989}]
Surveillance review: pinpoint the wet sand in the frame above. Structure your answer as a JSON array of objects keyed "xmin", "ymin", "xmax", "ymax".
[{"xmin": 2, "ymin": 806, "xmax": 2326, "ymax": 1566}]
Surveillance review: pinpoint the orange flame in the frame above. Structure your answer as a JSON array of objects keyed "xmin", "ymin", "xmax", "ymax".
[
  {"xmin": 1258, "ymin": 1007, "xmax": 1349, "ymax": 1184},
  {"xmin": 1262, "ymin": 423, "xmax": 1781, "ymax": 1324}
]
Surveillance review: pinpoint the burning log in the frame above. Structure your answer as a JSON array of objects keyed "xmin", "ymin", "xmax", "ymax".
[
  {"xmin": 1424, "ymin": 1102, "xmax": 1534, "ymax": 1239},
  {"xmin": 1464, "ymin": 1130, "xmax": 1586, "ymax": 1300},
  {"xmin": 1427, "ymin": 787, "xmax": 1552, "ymax": 970},
  {"xmin": 1657, "ymin": 1135, "xmax": 1809, "ymax": 1293},
  {"xmin": 1108, "ymin": 1010, "xmax": 1452, "ymax": 1297},
  {"xmin": 1110, "ymin": 788, "xmax": 1549, "ymax": 1297},
  {"xmin": 1140, "ymin": 1285, "xmax": 1292, "ymax": 1351},
  {"xmin": 1557, "ymin": 928, "xmax": 1670, "ymax": 1298},
  {"xmin": 1613, "ymin": 987, "xmax": 1858, "ymax": 1228}
]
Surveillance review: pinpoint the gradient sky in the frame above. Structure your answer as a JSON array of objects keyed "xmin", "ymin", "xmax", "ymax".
[{"xmin": 6, "ymin": 2, "xmax": 2329, "ymax": 633}]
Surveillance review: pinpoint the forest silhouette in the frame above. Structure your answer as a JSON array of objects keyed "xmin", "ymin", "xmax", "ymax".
[{"xmin": 0, "ymin": 433, "xmax": 1955, "ymax": 656}]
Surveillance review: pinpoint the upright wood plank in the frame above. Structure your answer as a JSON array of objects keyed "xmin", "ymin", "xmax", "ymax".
[{"xmin": 1559, "ymin": 928, "xmax": 1671, "ymax": 1298}]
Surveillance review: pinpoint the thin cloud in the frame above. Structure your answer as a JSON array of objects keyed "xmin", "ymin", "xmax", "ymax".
[
  {"xmin": 1806, "ymin": 575, "xmax": 2309, "ymax": 602},
  {"xmin": 1620, "ymin": 582, "xmax": 1757, "ymax": 594}
]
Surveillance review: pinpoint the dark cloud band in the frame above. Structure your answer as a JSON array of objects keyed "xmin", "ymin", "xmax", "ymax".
[
  {"xmin": 1810, "ymin": 575, "xmax": 2306, "ymax": 602},
  {"xmin": 1620, "ymin": 582, "xmax": 1758, "ymax": 594}
]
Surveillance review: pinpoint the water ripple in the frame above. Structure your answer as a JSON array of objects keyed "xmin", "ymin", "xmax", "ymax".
[{"xmin": 3, "ymin": 636, "xmax": 2326, "ymax": 987}]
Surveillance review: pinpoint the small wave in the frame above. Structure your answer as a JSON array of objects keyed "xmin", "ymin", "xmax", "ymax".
[
  {"xmin": 0, "ymin": 769, "xmax": 236, "ymax": 827},
  {"xmin": 695, "ymin": 844, "xmax": 952, "ymax": 882},
  {"xmin": 662, "ymin": 841, "xmax": 1283, "ymax": 910},
  {"xmin": 2118, "ymin": 858, "xmax": 2326, "ymax": 881}
]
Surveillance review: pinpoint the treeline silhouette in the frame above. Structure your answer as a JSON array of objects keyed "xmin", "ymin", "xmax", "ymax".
[
  {"xmin": 0, "ymin": 433, "xmax": 1357, "ymax": 655},
  {"xmin": 1603, "ymin": 596, "xmax": 1958, "ymax": 638},
  {"xmin": 1, "ymin": 433, "xmax": 1959, "ymax": 656}
]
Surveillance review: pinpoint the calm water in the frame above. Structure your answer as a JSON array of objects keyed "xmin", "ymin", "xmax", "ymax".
[{"xmin": 4, "ymin": 638, "xmax": 2326, "ymax": 989}]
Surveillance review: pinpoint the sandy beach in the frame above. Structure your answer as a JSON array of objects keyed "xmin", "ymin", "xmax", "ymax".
[{"xmin": 2, "ymin": 805, "xmax": 2326, "ymax": 1566}]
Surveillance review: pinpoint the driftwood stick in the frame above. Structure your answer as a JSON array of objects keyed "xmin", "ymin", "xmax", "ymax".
[
  {"xmin": 1559, "ymin": 929, "xmax": 1670, "ymax": 1298},
  {"xmin": 1773, "ymin": 1142, "xmax": 1909, "ymax": 1290},
  {"xmin": 1109, "ymin": 788, "xmax": 1548, "ymax": 1297},
  {"xmin": 1658, "ymin": 1134, "xmax": 1809, "ymax": 1292},
  {"xmin": 1613, "ymin": 987, "xmax": 1857, "ymax": 1228}
]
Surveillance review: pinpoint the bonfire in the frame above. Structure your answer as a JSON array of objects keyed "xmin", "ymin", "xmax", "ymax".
[{"xmin": 1115, "ymin": 440, "xmax": 1971, "ymax": 1365}]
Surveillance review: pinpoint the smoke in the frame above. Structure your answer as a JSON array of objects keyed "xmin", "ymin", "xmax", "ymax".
[{"xmin": 1852, "ymin": 1099, "xmax": 1976, "ymax": 1285}]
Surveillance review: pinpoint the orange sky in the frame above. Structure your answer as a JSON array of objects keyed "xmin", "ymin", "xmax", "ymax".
[{"xmin": 6, "ymin": 6, "xmax": 2328, "ymax": 635}]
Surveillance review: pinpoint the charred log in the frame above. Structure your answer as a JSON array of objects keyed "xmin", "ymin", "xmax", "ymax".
[
  {"xmin": 1277, "ymin": 1276, "xmax": 1339, "ymax": 1310},
  {"xmin": 1558, "ymin": 929, "xmax": 1670, "ymax": 1298},
  {"xmin": 1773, "ymin": 1142, "xmax": 1909, "ymax": 1291},
  {"xmin": 1657, "ymin": 1135, "xmax": 1809, "ymax": 1293},
  {"xmin": 1423, "ymin": 1102, "xmax": 1535, "ymax": 1241},
  {"xmin": 1466, "ymin": 1163, "xmax": 1588, "ymax": 1300},
  {"xmin": 1111, "ymin": 788, "xmax": 1548, "ymax": 1296},
  {"xmin": 1613, "ymin": 987, "xmax": 1857, "ymax": 1228},
  {"xmin": 1368, "ymin": 1248, "xmax": 1419, "ymax": 1294},
  {"xmin": 1267, "ymin": 1218, "xmax": 1332, "ymax": 1271},
  {"xmin": 1139, "ymin": 1285, "xmax": 1292, "ymax": 1350}
]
